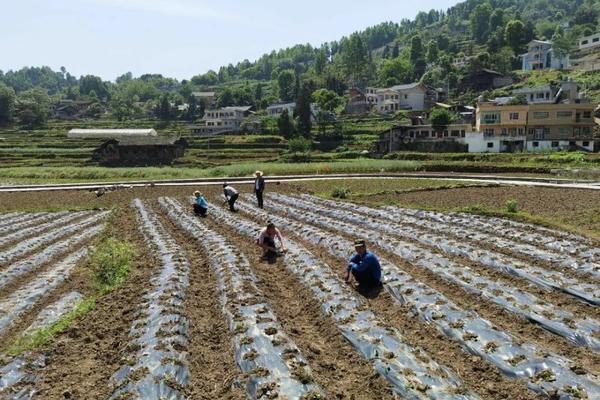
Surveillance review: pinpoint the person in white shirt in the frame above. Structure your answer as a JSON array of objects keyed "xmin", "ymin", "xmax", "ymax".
[
  {"xmin": 257, "ymin": 221, "xmax": 286, "ymax": 261},
  {"xmin": 222, "ymin": 183, "xmax": 239, "ymax": 212}
]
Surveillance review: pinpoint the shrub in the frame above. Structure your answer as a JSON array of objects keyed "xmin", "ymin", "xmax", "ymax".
[
  {"xmin": 332, "ymin": 187, "xmax": 351, "ymax": 199},
  {"xmin": 90, "ymin": 238, "xmax": 135, "ymax": 293},
  {"xmin": 506, "ymin": 199, "xmax": 518, "ymax": 214},
  {"xmin": 288, "ymin": 136, "xmax": 313, "ymax": 153}
]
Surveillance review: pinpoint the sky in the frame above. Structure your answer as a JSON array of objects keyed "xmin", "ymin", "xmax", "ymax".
[{"xmin": 1, "ymin": 0, "xmax": 462, "ymax": 81}]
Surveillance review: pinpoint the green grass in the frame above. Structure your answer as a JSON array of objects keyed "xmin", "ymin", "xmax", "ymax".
[
  {"xmin": 0, "ymin": 160, "xmax": 422, "ymax": 184},
  {"xmin": 90, "ymin": 238, "xmax": 136, "ymax": 294},
  {"xmin": 4, "ymin": 298, "xmax": 96, "ymax": 357}
]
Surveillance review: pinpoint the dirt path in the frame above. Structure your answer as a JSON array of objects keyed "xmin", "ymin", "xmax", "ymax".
[
  {"xmin": 154, "ymin": 201, "xmax": 244, "ymax": 400},
  {"xmin": 199, "ymin": 202, "xmax": 397, "ymax": 399}
]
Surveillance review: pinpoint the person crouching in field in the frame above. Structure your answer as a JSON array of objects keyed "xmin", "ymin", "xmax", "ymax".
[
  {"xmin": 222, "ymin": 182, "xmax": 239, "ymax": 212},
  {"xmin": 193, "ymin": 191, "xmax": 208, "ymax": 217},
  {"xmin": 346, "ymin": 239, "xmax": 383, "ymax": 295},
  {"xmin": 257, "ymin": 221, "xmax": 286, "ymax": 262}
]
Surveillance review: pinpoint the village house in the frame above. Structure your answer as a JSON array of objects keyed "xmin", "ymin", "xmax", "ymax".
[
  {"xmin": 92, "ymin": 136, "xmax": 187, "ymax": 166},
  {"xmin": 266, "ymin": 102, "xmax": 296, "ymax": 118},
  {"xmin": 375, "ymin": 121, "xmax": 474, "ymax": 153},
  {"xmin": 367, "ymin": 83, "xmax": 437, "ymax": 112},
  {"xmin": 54, "ymin": 100, "xmax": 94, "ymax": 120},
  {"xmin": 189, "ymin": 106, "xmax": 252, "ymax": 136},
  {"xmin": 511, "ymin": 81, "xmax": 579, "ymax": 104},
  {"xmin": 458, "ymin": 69, "xmax": 514, "ymax": 92},
  {"xmin": 578, "ymin": 32, "xmax": 600, "ymax": 52},
  {"xmin": 473, "ymin": 100, "xmax": 596, "ymax": 152},
  {"xmin": 191, "ymin": 91, "xmax": 217, "ymax": 108},
  {"xmin": 344, "ymin": 88, "xmax": 372, "ymax": 115},
  {"xmin": 521, "ymin": 40, "xmax": 570, "ymax": 71}
]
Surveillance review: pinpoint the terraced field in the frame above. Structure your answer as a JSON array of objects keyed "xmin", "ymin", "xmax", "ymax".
[{"xmin": 0, "ymin": 185, "xmax": 599, "ymax": 399}]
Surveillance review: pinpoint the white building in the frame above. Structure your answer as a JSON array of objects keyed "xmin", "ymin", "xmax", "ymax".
[
  {"xmin": 367, "ymin": 83, "xmax": 433, "ymax": 113},
  {"xmin": 189, "ymin": 106, "xmax": 252, "ymax": 136},
  {"xmin": 521, "ymin": 40, "xmax": 569, "ymax": 71},
  {"xmin": 266, "ymin": 102, "xmax": 296, "ymax": 118},
  {"xmin": 511, "ymin": 81, "xmax": 579, "ymax": 104},
  {"xmin": 578, "ymin": 33, "xmax": 600, "ymax": 52},
  {"xmin": 67, "ymin": 129, "xmax": 157, "ymax": 139}
]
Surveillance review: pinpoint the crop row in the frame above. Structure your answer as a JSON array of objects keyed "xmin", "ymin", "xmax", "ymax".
[
  {"xmin": 268, "ymin": 193, "xmax": 600, "ymax": 350},
  {"xmin": 205, "ymin": 197, "xmax": 480, "ymax": 399},
  {"xmin": 0, "ymin": 212, "xmax": 25, "ymax": 228},
  {"xmin": 0, "ymin": 249, "xmax": 89, "ymax": 335},
  {"xmin": 389, "ymin": 207, "xmax": 600, "ymax": 262},
  {"xmin": 307, "ymin": 195, "xmax": 599, "ymax": 278},
  {"xmin": 0, "ymin": 211, "xmax": 91, "ymax": 248},
  {"xmin": 237, "ymin": 196, "xmax": 600, "ymax": 398},
  {"xmin": 0, "ymin": 211, "xmax": 107, "ymax": 266},
  {"xmin": 0, "ymin": 225, "xmax": 104, "ymax": 291},
  {"xmin": 0, "ymin": 212, "xmax": 66, "ymax": 237},
  {"xmin": 275, "ymin": 194, "xmax": 599, "ymax": 306},
  {"xmin": 159, "ymin": 197, "xmax": 323, "ymax": 399},
  {"xmin": 110, "ymin": 200, "xmax": 191, "ymax": 399}
]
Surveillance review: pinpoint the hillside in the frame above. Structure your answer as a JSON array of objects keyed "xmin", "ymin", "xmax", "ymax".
[{"xmin": 0, "ymin": 0, "xmax": 599, "ymax": 132}]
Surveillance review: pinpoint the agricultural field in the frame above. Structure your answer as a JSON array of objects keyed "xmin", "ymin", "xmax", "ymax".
[{"xmin": 0, "ymin": 180, "xmax": 599, "ymax": 399}]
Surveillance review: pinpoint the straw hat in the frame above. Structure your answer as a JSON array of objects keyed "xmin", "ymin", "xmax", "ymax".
[
  {"xmin": 193, "ymin": 190, "xmax": 201, "ymax": 196},
  {"xmin": 254, "ymin": 170, "xmax": 263, "ymax": 177}
]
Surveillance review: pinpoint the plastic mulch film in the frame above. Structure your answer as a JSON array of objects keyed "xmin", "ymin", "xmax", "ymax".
[
  {"xmin": 23, "ymin": 291, "xmax": 84, "ymax": 335},
  {"xmin": 110, "ymin": 199, "xmax": 190, "ymax": 399},
  {"xmin": 0, "ymin": 212, "xmax": 62, "ymax": 237},
  {"xmin": 390, "ymin": 206, "xmax": 600, "ymax": 263},
  {"xmin": 0, "ymin": 248, "xmax": 89, "ymax": 335},
  {"xmin": 206, "ymin": 199, "xmax": 480, "ymax": 400},
  {"xmin": 0, "ymin": 212, "xmax": 25, "ymax": 228},
  {"xmin": 268, "ymin": 194, "xmax": 600, "ymax": 351},
  {"xmin": 276, "ymin": 193, "xmax": 599, "ymax": 307},
  {"xmin": 0, "ymin": 224, "xmax": 104, "ymax": 291},
  {"xmin": 0, "ymin": 355, "xmax": 46, "ymax": 399},
  {"xmin": 159, "ymin": 197, "xmax": 324, "ymax": 399},
  {"xmin": 236, "ymin": 196, "xmax": 600, "ymax": 399},
  {"xmin": 0, "ymin": 211, "xmax": 108, "ymax": 266},
  {"xmin": 310, "ymin": 197, "xmax": 600, "ymax": 280},
  {"xmin": 0, "ymin": 210, "xmax": 92, "ymax": 248}
]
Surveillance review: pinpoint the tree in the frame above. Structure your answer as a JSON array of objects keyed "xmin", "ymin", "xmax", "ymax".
[
  {"xmin": 470, "ymin": 3, "xmax": 492, "ymax": 44},
  {"xmin": 79, "ymin": 75, "xmax": 108, "ymax": 100},
  {"xmin": 277, "ymin": 109, "xmax": 295, "ymax": 139},
  {"xmin": 430, "ymin": 108, "xmax": 455, "ymax": 135},
  {"xmin": 340, "ymin": 33, "xmax": 370, "ymax": 86},
  {"xmin": 378, "ymin": 58, "xmax": 413, "ymax": 87},
  {"xmin": 505, "ymin": 20, "xmax": 526, "ymax": 54},
  {"xmin": 426, "ymin": 40, "xmax": 439, "ymax": 64},
  {"xmin": 552, "ymin": 33, "xmax": 573, "ymax": 59},
  {"xmin": 0, "ymin": 83, "xmax": 16, "ymax": 126},
  {"xmin": 277, "ymin": 69, "xmax": 296, "ymax": 102},
  {"xmin": 15, "ymin": 88, "xmax": 50, "ymax": 129},
  {"xmin": 157, "ymin": 94, "xmax": 174, "ymax": 121},
  {"xmin": 489, "ymin": 9, "xmax": 505, "ymax": 32},
  {"xmin": 314, "ymin": 49, "xmax": 327, "ymax": 75},
  {"xmin": 436, "ymin": 34, "xmax": 450, "ymax": 51},
  {"xmin": 410, "ymin": 35, "xmax": 426, "ymax": 80},
  {"xmin": 295, "ymin": 82, "xmax": 312, "ymax": 137},
  {"xmin": 391, "ymin": 42, "xmax": 400, "ymax": 58},
  {"xmin": 312, "ymin": 89, "xmax": 343, "ymax": 113},
  {"xmin": 217, "ymin": 88, "xmax": 235, "ymax": 107}
]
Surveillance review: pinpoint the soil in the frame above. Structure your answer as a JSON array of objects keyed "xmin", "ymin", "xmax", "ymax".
[{"xmin": 0, "ymin": 182, "xmax": 598, "ymax": 399}]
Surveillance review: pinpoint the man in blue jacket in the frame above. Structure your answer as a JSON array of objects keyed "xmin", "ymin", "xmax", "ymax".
[{"xmin": 346, "ymin": 239, "xmax": 382, "ymax": 292}]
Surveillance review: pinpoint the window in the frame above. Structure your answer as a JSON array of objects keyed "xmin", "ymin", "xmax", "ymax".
[
  {"xmin": 484, "ymin": 128, "xmax": 495, "ymax": 136},
  {"xmin": 533, "ymin": 112, "xmax": 549, "ymax": 119},
  {"xmin": 482, "ymin": 112, "xmax": 500, "ymax": 124},
  {"xmin": 501, "ymin": 128, "xmax": 508, "ymax": 135},
  {"xmin": 582, "ymin": 40, "xmax": 589, "ymax": 45},
  {"xmin": 518, "ymin": 128, "xmax": 524, "ymax": 135},
  {"xmin": 543, "ymin": 128, "xmax": 550, "ymax": 136},
  {"xmin": 583, "ymin": 111, "xmax": 592, "ymax": 119},
  {"xmin": 532, "ymin": 141, "xmax": 539, "ymax": 147},
  {"xmin": 461, "ymin": 130, "xmax": 466, "ymax": 137},
  {"xmin": 558, "ymin": 127, "xmax": 570, "ymax": 135},
  {"xmin": 583, "ymin": 127, "xmax": 591, "ymax": 134},
  {"xmin": 509, "ymin": 112, "xmax": 519, "ymax": 120},
  {"xmin": 552, "ymin": 141, "xmax": 559, "ymax": 147},
  {"xmin": 569, "ymin": 141, "xmax": 576, "ymax": 146},
  {"xmin": 409, "ymin": 131, "xmax": 414, "ymax": 138},
  {"xmin": 594, "ymin": 38, "xmax": 599, "ymax": 43},
  {"xmin": 574, "ymin": 127, "xmax": 581, "ymax": 135},
  {"xmin": 443, "ymin": 130, "xmax": 449, "ymax": 137},
  {"xmin": 536, "ymin": 93, "xmax": 545, "ymax": 99},
  {"xmin": 404, "ymin": 94, "xmax": 408, "ymax": 99},
  {"xmin": 451, "ymin": 130, "xmax": 460, "ymax": 137},
  {"xmin": 583, "ymin": 141, "xmax": 590, "ymax": 146},
  {"xmin": 557, "ymin": 111, "xmax": 573, "ymax": 118},
  {"xmin": 487, "ymin": 142, "xmax": 494, "ymax": 148}
]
